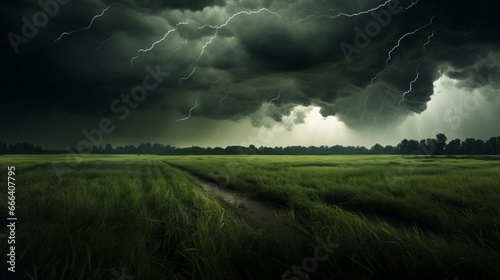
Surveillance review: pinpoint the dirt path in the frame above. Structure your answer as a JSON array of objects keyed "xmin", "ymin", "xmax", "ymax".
[{"xmin": 168, "ymin": 164, "xmax": 304, "ymax": 244}]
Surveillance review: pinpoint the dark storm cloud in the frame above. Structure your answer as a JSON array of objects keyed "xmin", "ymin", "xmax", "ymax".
[{"xmin": 2, "ymin": 0, "xmax": 500, "ymax": 138}]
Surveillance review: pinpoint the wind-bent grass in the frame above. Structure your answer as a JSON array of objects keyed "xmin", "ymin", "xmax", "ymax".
[
  {"xmin": 0, "ymin": 155, "xmax": 293, "ymax": 280},
  {"xmin": 168, "ymin": 154, "xmax": 500, "ymax": 279},
  {"xmin": 0, "ymin": 154, "xmax": 499, "ymax": 279}
]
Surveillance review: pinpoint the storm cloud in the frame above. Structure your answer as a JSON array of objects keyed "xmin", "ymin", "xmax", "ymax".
[{"xmin": 1, "ymin": 0, "xmax": 499, "ymax": 147}]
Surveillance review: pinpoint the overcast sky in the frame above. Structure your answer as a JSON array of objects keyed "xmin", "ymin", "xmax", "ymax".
[{"xmin": 1, "ymin": 0, "xmax": 499, "ymax": 149}]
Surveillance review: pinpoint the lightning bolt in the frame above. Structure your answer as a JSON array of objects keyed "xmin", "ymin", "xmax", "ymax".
[
  {"xmin": 181, "ymin": 8, "xmax": 281, "ymax": 84},
  {"xmin": 46, "ymin": 3, "xmax": 116, "ymax": 46},
  {"xmin": 211, "ymin": 76, "xmax": 224, "ymax": 88},
  {"xmin": 130, "ymin": 21, "xmax": 189, "ymax": 67},
  {"xmin": 399, "ymin": 62, "xmax": 422, "ymax": 108},
  {"xmin": 194, "ymin": 5, "xmax": 280, "ymax": 33},
  {"xmin": 399, "ymin": 29, "xmax": 434, "ymax": 108},
  {"xmin": 297, "ymin": 0, "xmax": 421, "ymax": 23},
  {"xmin": 261, "ymin": 88, "xmax": 284, "ymax": 127},
  {"xmin": 195, "ymin": 24, "xmax": 218, "ymax": 31},
  {"xmin": 369, "ymin": 15, "xmax": 436, "ymax": 85},
  {"xmin": 176, "ymin": 93, "xmax": 200, "ymax": 123},
  {"xmin": 91, "ymin": 32, "xmax": 116, "ymax": 51},
  {"xmin": 195, "ymin": 29, "xmax": 218, "ymax": 63},
  {"xmin": 296, "ymin": 0, "xmax": 393, "ymax": 22},
  {"xmin": 360, "ymin": 93, "xmax": 371, "ymax": 125},
  {"xmin": 404, "ymin": 0, "xmax": 421, "ymax": 11},
  {"xmin": 334, "ymin": 0, "xmax": 393, "ymax": 17},
  {"xmin": 415, "ymin": 118, "xmax": 422, "ymax": 139},
  {"xmin": 220, "ymin": 89, "xmax": 237, "ymax": 106},
  {"xmin": 269, "ymin": 92, "xmax": 281, "ymax": 104},
  {"xmin": 361, "ymin": 15, "xmax": 436, "ymax": 125},
  {"xmin": 214, "ymin": 88, "xmax": 238, "ymax": 122},
  {"xmin": 208, "ymin": 128, "xmax": 220, "ymax": 142},
  {"xmin": 423, "ymin": 30, "xmax": 435, "ymax": 50},
  {"xmin": 178, "ymin": 67, "xmax": 197, "ymax": 86}
]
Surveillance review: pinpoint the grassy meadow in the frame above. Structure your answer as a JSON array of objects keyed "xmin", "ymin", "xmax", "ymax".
[{"xmin": 0, "ymin": 154, "xmax": 499, "ymax": 279}]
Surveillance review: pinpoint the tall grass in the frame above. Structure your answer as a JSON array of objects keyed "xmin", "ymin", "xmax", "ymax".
[
  {"xmin": 1, "ymin": 154, "xmax": 499, "ymax": 279},
  {"xmin": 169, "ymin": 154, "xmax": 500, "ymax": 279},
  {"xmin": 0, "ymin": 156, "xmax": 294, "ymax": 279}
]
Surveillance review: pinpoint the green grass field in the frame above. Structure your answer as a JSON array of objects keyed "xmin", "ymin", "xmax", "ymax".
[{"xmin": 0, "ymin": 155, "xmax": 499, "ymax": 279}]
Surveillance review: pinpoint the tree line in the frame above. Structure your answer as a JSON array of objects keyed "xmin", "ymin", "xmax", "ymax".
[
  {"xmin": 1, "ymin": 134, "xmax": 500, "ymax": 155},
  {"xmin": 0, "ymin": 142, "xmax": 42, "ymax": 154}
]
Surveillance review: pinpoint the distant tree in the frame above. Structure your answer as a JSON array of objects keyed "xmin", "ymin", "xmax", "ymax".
[
  {"xmin": 225, "ymin": 146, "xmax": 240, "ymax": 154},
  {"xmin": 370, "ymin": 143, "xmax": 384, "ymax": 154},
  {"xmin": 248, "ymin": 145, "xmax": 257, "ymax": 154},
  {"xmin": 434, "ymin": 133, "xmax": 447, "ymax": 155},
  {"xmin": 3, "ymin": 135, "xmax": 498, "ymax": 155},
  {"xmin": 164, "ymin": 145, "xmax": 174, "ymax": 154},
  {"xmin": 461, "ymin": 138, "xmax": 476, "ymax": 155},
  {"xmin": 0, "ymin": 141, "xmax": 6, "ymax": 154},
  {"xmin": 419, "ymin": 138, "xmax": 436, "ymax": 155},
  {"xmin": 383, "ymin": 145, "xmax": 396, "ymax": 154},
  {"xmin": 345, "ymin": 146, "xmax": 357, "ymax": 154},
  {"xmin": 407, "ymin": 140, "xmax": 420, "ymax": 154},
  {"xmin": 138, "ymin": 143, "xmax": 152, "ymax": 154},
  {"xmin": 212, "ymin": 147, "xmax": 224, "ymax": 154},
  {"xmin": 419, "ymin": 139, "xmax": 427, "ymax": 153},
  {"xmin": 358, "ymin": 146, "xmax": 364, "ymax": 153},
  {"xmin": 123, "ymin": 145, "xmax": 137, "ymax": 154},
  {"xmin": 0, "ymin": 142, "xmax": 44, "ymax": 154},
  {"xmin": 152, "ymin": 143, "xmax": 164, "ymax": 154},
  {"xmin": 329, "ymin": 145, "xmax": 343, "ymax": 154},
  {"xmin": 473, "ymin": 139, "xmax": 486, "ymax": 155},
  {"xmin": 397, "ymin": 139, "xmax": 410, "ymax": 154},
  {"xmin": 446, "ymin": 139, "xmax": 461, "ymax": 155},
  {"xmin": 105, "ymin": 143, "xmax": 114, "ymax": 154},
  {"xmin": 485, "ymin": 137, "xmax": 499, "ymax": 155},
  {"xmin": 91, "ymin": 145, "xmax": 102, "ymax": 154}
]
